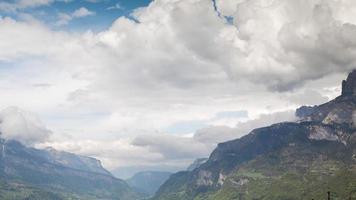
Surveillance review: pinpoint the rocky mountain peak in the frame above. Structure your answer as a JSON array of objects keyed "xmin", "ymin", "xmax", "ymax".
[
  {"xmin": 295, "ymin": 70, "xmax": 356, "ymax": 126},
  {"xmin": 342, "ymin": 69, "xmax": 356, "ymax": 96}
]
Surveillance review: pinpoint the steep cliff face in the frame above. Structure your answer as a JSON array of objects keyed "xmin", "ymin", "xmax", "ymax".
[
  {"xmin": 153, "ymin": 71, "xmax": 356, "ymax": 200},
  {"xmin": 342, "ymin": 69, "xmax": 356, "ymax": 96},
  {"xmin": 44, "ymin": 147, "xmax": 111, "ymax": 176},
  {"xmin": 0, "ymin": 140, "xmax": 139, "ymax": 200}
]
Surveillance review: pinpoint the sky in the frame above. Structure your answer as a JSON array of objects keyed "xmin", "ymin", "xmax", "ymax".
[{"xmin": 0, "ymin": 0, "xmax": 356, "ymax": 178}]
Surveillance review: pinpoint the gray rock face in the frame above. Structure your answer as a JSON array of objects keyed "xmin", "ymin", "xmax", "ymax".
[
  {"xmin": 296, "ymin": 70, "xmax": 356, "ymax": 127},
  {"xmin": 303, "ymin": 95, "xmax": 356, "ymax": 126},
  {"xmin": 44, "ymin": 147, "xmax": 111, "ymax": 176},
  {"xmin": 342, "ymin": 69, "xmax": 356, "ymax": 96},
  {"xmin": 295, "ymin": 105, "xmax": 317, "ymax": 119}
]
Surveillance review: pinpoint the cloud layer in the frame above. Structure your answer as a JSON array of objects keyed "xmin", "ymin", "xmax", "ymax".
[
  {"xmin": 37, "ymin": 109, "xmax": 296, "ymax": 178},
  {"xmin": 0, "ymin": 0, "xmax": 355, "ymax": 174},
  {"xmin": 0, "ymin": 107, "xmax": 52, "ymax": 145}
]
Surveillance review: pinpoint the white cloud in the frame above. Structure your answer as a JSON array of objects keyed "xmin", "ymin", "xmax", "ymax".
[
  {"xmin": 132, "ymin": 134, "xmax": 210, "ymax": 159},
  {"xmin": 56, "ymin": 13, "xmax": 72, "ymax": 26},
  {"xmin": 84, "ymin": 0, "xmax": 104, "ymax": 3},
  {"xmin": 72, "ymin": 7, "xmax": 95, "ymax": 18},
  {"xmin": 107, "ymin": 3, "xmax": 123, "ymax": 10},
  {"xmin": 16, "ymin": 0, "xmax": 53, "ymax": 8},
  {"xmin": 78, "ymin": 0, "xmax": 355, "ymax": 100},
  {"xmin": 0, "ymin": 107, "xmax": 52, "ymax": 146},
  {"xmin": 37, "ymin": 139, "xmax": 165, "ymax": 169},
  {"xmin": 57, "ymin": 7, "xmax": 95, "ymax": 26},
  {"xmin": 0, "ymin": 0, "xmax": 72, "ymax": 12},
  {"xmin": 37, "ymin": 110, "xmax": 296, "ymax": 172},
  {"xmin": 194, "ymin": 110, "xmax": 297, "ymax": 145}
]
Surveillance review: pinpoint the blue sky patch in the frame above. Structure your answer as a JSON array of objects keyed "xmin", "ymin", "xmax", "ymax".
[{"xmin": 0, "ymin": 0, "xmax": 152, "ymax": 32}]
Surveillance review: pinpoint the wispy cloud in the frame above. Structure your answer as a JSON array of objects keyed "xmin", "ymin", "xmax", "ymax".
[
  {"xmin": 56, "ymin": 7, "xmax": 95, "ymax": 26},
  {"xmin": 0, "ymin": 0, "xmax": 71, "ymax": 13},
  {"xmin": 107, "ymin": 3, "xmax": 123, "ymax": 11},
  {"xmin": 72, "ymin": 7, "xmax": 95, "ymax": 17}
]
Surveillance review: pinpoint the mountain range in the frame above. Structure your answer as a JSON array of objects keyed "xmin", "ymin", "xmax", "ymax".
[
  {"xmin": 0, "ymin": 139, "xmax": 140, "ymax": 200},
  {"xmin": 1, "ymin": 71, "xmax": 356, "ymax": 200},
  {"xmin": 152, "ymin": 70, "xmax": 356, "ymax": 200},
  {"xmin": 127, "ymin": 171, "xmax": 172, "ymax": 197}
]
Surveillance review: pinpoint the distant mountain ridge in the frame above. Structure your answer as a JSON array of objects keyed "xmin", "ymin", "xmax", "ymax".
[
  {"xmin": 43, "ymin": 146, "xmax": 111, "ymax": 176},
  {"xmin": 127, "ymin": 171, "xmax": 172, "ymax": 197},
  {"xmin": 0, "ymin": 139, "xmax": 140, "ymax": 200},
  {"xmin": 153, "ymin": 70, "xmax": 356, "ymax": 200}
]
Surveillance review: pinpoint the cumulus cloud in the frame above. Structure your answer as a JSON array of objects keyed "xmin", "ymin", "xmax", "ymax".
[
  {"xmin": 71, "ymin": 0, "xmax": 356, "ymax": 101},
  {"xmin": 0, "ymin": 107, "xmax": 52, "ymax": 145},
  {"xmin": 223, "ymin": 0, "xmax": 356, "ymax": 91},
  {"xmin": 1, "ymin": 0, "xmax": 355, "ymax": 93}
]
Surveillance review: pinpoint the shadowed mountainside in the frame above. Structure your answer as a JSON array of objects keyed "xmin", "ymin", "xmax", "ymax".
[
  {"xmin": 0, "ymin": 139, "xmax": 140, "ymax": 200},
  {"xmin": 153, "ymin": 70, "xmax": 356, "ymax": 200},
  {"xmin": 127, "ymin": 171, "xmax": 172, "ymax": 197}
]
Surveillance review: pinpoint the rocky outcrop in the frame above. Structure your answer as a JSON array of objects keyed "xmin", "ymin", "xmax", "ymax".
[
  {"xmin": 342, "ymin": 69, "xmax": 356, "ymax": 96},
  {"xmin": 296, "ymin": 70, "xmax": 356, "ymax": 127},
  {"xmin": 153, "ymin": 70, "xmax": 356, "ymax": 200},
  {"xmin": 295, "ymin": 105, "xmax": 317, "ymax": 119}
]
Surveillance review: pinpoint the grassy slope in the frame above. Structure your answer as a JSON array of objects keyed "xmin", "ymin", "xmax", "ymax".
[
  {"xmin": 0, "ymin": 178, "xmax": 140, "ymax": 200},
  {"xmin": 201, "ymin": 146, "xmax": 356, "ymax": 200},
  {"xmin": 0, "ymin": 180, "xmax": 75, "ymax": 200}
]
